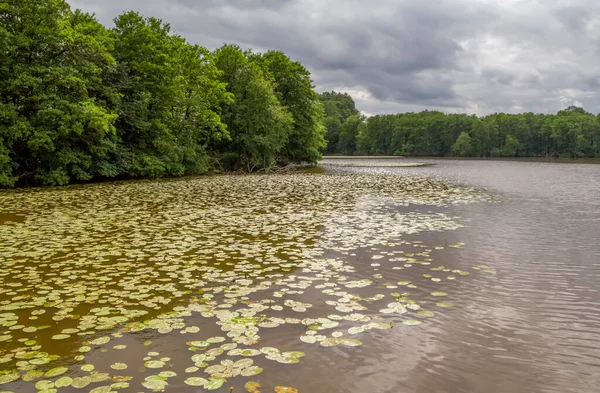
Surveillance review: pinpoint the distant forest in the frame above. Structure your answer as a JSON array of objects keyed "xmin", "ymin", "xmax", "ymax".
[{"xmin": 320, "ymin": 92, "xmax": 600, "ymax": 158}]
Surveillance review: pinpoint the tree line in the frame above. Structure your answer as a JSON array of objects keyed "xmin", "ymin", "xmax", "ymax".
[
  {"xmin": 0, "ymin": 0, "xmax": 325, "ymax": 187},
  {"xmin": 321, "ymin": 92, "xmax": 600, "ymax": 158},
  {"xmin": 3, "ymin": 1, "xmax": 598, "ymax": 188}
]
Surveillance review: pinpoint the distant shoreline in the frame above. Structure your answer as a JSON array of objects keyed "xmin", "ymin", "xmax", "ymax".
[{"xmin": 321, "ymin": 156, "xmax": 600, "ymax": 164}]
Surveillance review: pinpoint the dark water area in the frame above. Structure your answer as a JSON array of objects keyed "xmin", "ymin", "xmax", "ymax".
[
  {"xmin": 0, "ymin": 159, "xmax": 598, "ymax": 393},
  {"xmin": 320, "ymin": 158, "xmax": 600, "ymax": 393}
]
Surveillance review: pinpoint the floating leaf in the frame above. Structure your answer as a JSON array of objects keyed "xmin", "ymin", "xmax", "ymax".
[
  {"xmin": 204, "ymin": 378, "xmax": 226, "ymax": 391},
  {"xmin": 274, "ymin": 386, "xmax": 298, "ymax": 393},
  {"xmin": 91, "ymin": 337, "xmax": 110, "ymax": 345},
  {"xmin": 142, "ymin": 379, "xmax": 168, "ymax": 391},
  {"xmin": 245, "ymin": 381, "xmax": 261, "ymax": 393},
  {"xmin": 300, "ymin": 335, "xmax": 317, "ymax": 344},
  {"xmin": 35, "ymin": 381, "xmax": 54, "ymax": 390},
  {"xmin": 71, "ymin": 376, "xmax": 91, "ymax": 388},
  {"xmin": 110, "ymin": 382, "xmax": 129, "ymax": 389},
  {"xmin": 144, "ymin": 360, "xmax": 165, "ymax": 369},
  {"xmin": 184, "ymin": 377, "xmax": 208, "ymax": 387},
  {"xmin": 45, "ymin": 367, "xmax": 68, "ymax": 377},
  {"xmin": 341, "ymin": 338, "xmax": 363, "ymax": 347},
  {"xmin": 0, "ymin": 374, "xmax": 19, "ymax": 385},
  {"xmin": 22, "ymin": 370, "xmax": 44, "ymax": 382},
  {"xmin": 110, "ymin": 363, "xmax": 127, "ymax": 370},
  {"xmin": 89, "ymin": 386, "xmax": 112, "ymax": 393},
  {"xmin": 241, "ymin": 366, "xmax": 263, "ymax": 377},
  {"xmin": 430, "ymin": 292, "xmax": 448, "ymax": 297},
  {"xmin": 54, "ymin": 377, "xmax": 73, "ymax": 387}
]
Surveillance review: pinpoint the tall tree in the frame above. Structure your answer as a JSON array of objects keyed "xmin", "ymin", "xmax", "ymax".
[
  {"xmin": 110, "ymin": 12, "xmax": 230, "ymax": 177},
  {"xmin": 253, "ymin": 51, "xmax": 326, "ymax": 163},
  {"xmin": 337, "ymin": 114, "xmax": 365, "ymax": 154},
  {"xmin": 213, "ymin": 45, "xmax": 293, "ymax": 171},
  {"xmin": 0, "ymin": 0, "xmax": 118, "ymax": 186},
  {"xmin": 319, "ymin": 91, "xmax": 360, "ymax": 153},
  {"xmin": 452, "ymin": 132, "xmax": 472, "ymax": 157}
]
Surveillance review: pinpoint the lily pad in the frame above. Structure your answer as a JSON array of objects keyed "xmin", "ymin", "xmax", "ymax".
[
  {"xmin": 89, "ymin": 386, "xmax": 112, "ymax": 393},
  {"xmin": 0, "ymin": 374, "xmax": 20, "ymax": 385},
  {"xmin": 430, "ymin": 292, "xmax": 448, "ymax": 297},
  {"xmin": 204, "ymin": 378, "xmax": 226, "ymax": 390},
  {"xmin": 45, "ymin": 367, "xmax": 68, "ymax": 377},
  {"xmin": 274, "ymin": 387, "xmax": 299, "ymax": 393},
  {"xmin": 184, "ymin": 377, "xmax": 208, "ymax": 387},
  {"xmin": 245, "ymin": 381, "xmax": 261, "ymax": 393},
  {"xmin": 71, "ymin": 376, "xmax": 91, "ymax": 388},
  {"xmin": 110, "ymin": 363, "xmax": 127, "ymax": 370},
  {"xmin": 241, "ymin": 366, "xmax": 263, "ymax": 377},
  {"xmin": 54, "ymin": 377, "xmax": 73, "ymax": 388},
  {"xmin": 144, "ymin": 360, "xmax": 165, "ymax": 369}
]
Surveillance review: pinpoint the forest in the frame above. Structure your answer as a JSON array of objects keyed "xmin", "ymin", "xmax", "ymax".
[
  {"xmin": 321, "ymin": 92, "xmax": 600, "ymax": 158},
  {"xmin": 2, "ymin": 1, "xmax": 599, "ymax": 188},
  {"xmin": 0, "ymin": 0, "xmax": 325, "ymax": 187}
]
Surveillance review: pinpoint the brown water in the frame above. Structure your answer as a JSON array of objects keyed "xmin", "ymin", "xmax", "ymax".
[{"xmin": 0, "ymin": 159, "xmax": 598, "ymax": 393}]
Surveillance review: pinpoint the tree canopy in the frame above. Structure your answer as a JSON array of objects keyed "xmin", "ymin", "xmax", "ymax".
[
  {"xmin": 0, "ymin": 0, "xmax": 325, "ymax": 187},
  {"xmin": 321, "ymin": 97, "xmax": 600, "ymax": 158}
]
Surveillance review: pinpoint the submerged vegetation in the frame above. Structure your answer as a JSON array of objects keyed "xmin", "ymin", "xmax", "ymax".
[
  {"xmin": 0, "ymin": 171, "xmax": 495, "ymax": 392},
  {"xmin": 321, "ymin": 93, "xmax": 600, "ymax": 158},
  {"xmin": 0, "ymin": 0, "xmax": 325, "ymax": 187}
]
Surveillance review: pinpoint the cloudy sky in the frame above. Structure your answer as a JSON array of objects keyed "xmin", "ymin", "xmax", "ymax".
[{"xmin": 67, "ymin": 0, "xmax": 600, "ymax": 116}]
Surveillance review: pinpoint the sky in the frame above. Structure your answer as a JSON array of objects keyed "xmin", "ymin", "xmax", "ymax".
[{"xmin": 67, "ymin": 0, "xmax": 600, "ymax": 116}]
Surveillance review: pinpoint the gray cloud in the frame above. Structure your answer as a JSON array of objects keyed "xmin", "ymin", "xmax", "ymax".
[{"xmin": 67, "ymin": 0, "xmax": 600, "ymax": 115}]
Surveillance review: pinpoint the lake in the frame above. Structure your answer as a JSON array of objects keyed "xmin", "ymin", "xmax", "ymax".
[{"xmin": 0, "ymin": 158, "xmax": 598, "ymax": 393}]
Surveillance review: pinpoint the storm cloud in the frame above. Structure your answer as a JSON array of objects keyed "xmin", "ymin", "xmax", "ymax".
[{"xmin": 67, "ymin": 0, "xmax": 600, "ymax": 115}]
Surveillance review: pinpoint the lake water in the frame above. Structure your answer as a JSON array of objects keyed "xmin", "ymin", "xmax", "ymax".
[{"xmin": 0, "ymin": 158, "xmax": 598, "ymax": 393}]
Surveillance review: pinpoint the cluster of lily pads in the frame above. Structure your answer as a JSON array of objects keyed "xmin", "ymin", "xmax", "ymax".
[{"xmin": 0, "ymin": 172, "xmax": 494, "ymax": 392}]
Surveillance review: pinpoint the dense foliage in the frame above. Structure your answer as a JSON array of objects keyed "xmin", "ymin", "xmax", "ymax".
[
  {"xmin": 319, "ymin": 92, "xmax": 364, "ymax": 155},
  {"xmin": 3, "ymin": 0, "xmax": 598, "ymax": 187},
  {"xmin": 322, "ymin": 94, "xmax": 600, "ymax": 158},
  {"xmin": 0, "ymin": 0, "xmax": 325, "ymax": 187}
]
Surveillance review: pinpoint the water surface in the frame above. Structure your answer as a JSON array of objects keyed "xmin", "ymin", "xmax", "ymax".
[{"xmin": 0, "ymin": 158, "xmax": 598, "ymax": 393}]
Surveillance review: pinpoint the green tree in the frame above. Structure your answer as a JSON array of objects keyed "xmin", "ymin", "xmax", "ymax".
[
  {"xmin": 451, "ymin": 132, "xmax": 472, "ymax": 157},
  {"xmin": 324, "ymin": 116, "xmax": 343, "ymax": 153},
  {"xmin": 319, "ymin": 91, "xmax": 360, "ymax": 153},
  {"xmin": 110, "ymin": 12, "xmax": 229, "ymax": 177},
  {"xmin": 213, "ymin": 45, "xmax": 293, "ymax": 171},
  {"xmin": 0, "ymin": 0, "xmax": 118, "ymax": 186},
  {"xmin": 252, "ymin": 51, "xmax": 325, "ymax": 163},
  {"xmin": 502, "ymin": 135, "xmax": 522, "ymax": 157},
  {"xmin": 320, "ymin": 92, "xmax": 359, "ymax": 122},
  {"xmin": 337, "ymin": 114, "xmax": 364, "ymax": 154}
]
